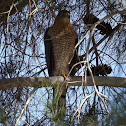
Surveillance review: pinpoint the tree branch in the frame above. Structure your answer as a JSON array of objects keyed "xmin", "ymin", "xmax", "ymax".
[
  {"xmin": 0, "ymin": 76, "xmax": 126, "ymax": 90},
  {"xmin": 0, "ymin": 0, "xmax": 38, "ymax": 24}
]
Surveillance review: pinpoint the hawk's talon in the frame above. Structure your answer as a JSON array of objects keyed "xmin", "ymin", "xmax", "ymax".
[{"xmin": 63, "ymin": 74, "xmax": 67, "ymax": 79}]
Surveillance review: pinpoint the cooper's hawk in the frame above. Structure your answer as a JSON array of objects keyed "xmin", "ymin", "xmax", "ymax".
[{"xmin": 44, "ymin": 10, "xmax": 78, "ymax": 110}]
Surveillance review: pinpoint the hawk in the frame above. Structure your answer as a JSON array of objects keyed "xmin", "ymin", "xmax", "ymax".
[{"xmin": 44, "ymin": 10, "xmax": 78, "ymax": 108}]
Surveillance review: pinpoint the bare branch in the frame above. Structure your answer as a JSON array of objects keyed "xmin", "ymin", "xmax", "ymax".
[
  {"xmin": 15, "ymin": 88, "xmax": 37, "ymax": 126},
  {"xmin": 0, "ymin": 76, "xmax": 126, "ymax": 90},
  {"xmin": 72, "ymin": 91, "xmax": 95, "ymax": 122}
]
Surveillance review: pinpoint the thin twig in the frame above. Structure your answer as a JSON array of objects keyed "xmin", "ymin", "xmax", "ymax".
[
  {"xmin": 72, "ymin": 91, "xmax": 95, "ymax": 122},
  {"xmin": 7, "ymin": 3, "xmax": 14, "ymax": 35},
  {"xmin": 15, "ymin": 88, "xmax": 37, "ymax": 126}
]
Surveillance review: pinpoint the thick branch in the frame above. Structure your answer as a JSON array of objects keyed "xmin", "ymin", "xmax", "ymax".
[
  {"xmin": 0, "ymin": 76, "xmax": 126, "ymax": 90},
  {"xmin": 0, "ymin": 0, "xmax": 38, "ymax": 24}
]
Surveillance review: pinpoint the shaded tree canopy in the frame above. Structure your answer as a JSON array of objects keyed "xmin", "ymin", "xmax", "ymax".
[{"xmin": 0, "ymin": 0, "xmax": 126, "ymax": 126}]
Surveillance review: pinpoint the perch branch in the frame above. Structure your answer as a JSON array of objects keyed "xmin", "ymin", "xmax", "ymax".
[{"xmin": 0, "ymin": 76, "xmax": 126, "ymax": 90}]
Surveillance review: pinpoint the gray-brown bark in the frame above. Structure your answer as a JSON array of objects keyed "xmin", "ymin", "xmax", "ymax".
[
  {"xmin": 0, "ymin": 0, "xmax": 38, "ymax": 24},
  {"xmin": 0, "ymin": 76, "xmax": 126, "ymax": 90}
]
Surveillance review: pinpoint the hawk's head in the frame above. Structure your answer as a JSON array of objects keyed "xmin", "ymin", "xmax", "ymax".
[{"xmin": 56, "ymin": 10, "xmax": 70, "ymax": 19}]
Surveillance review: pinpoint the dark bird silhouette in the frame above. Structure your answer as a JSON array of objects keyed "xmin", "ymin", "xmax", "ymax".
[{"xmin": 44, "ymin": 10, "xmax": 78, "ymax": 112}]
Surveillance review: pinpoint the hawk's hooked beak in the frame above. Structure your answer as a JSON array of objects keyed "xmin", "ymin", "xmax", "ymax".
[{"xmin": 67, "ymin": 12, "xmax": 70, "ymax": 18}]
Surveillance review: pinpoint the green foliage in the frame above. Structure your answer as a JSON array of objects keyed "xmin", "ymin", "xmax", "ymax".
[{"xmin": 45, "ymin": 87, "xmax": 66, "ymax": 125}]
